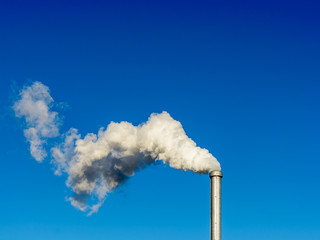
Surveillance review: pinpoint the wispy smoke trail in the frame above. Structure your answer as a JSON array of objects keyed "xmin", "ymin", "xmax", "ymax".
[
  {"xmin": 13, "ymin": 82, "xmax": 60, "ymax": 162},
  {"xmin": 13, "ymin": 81, "xmax": 220, "ymax": 215}
]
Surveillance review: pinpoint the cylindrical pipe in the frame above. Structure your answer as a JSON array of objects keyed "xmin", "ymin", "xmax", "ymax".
[{"xmin": 210, "ymin": 170, "xmax": 223, "ymax": 240}]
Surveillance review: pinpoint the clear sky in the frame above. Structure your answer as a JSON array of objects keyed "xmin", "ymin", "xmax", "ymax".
[{"xmin": 0, "ymin": 0, "xmax": 319, "ymax": 239}]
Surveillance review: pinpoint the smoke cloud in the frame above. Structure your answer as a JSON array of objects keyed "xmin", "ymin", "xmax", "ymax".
[
  {"xmin": 13, "ymin": 81, "xmax": 220, "ymax": 215},
  {"xmin": 13, "ymin": 82, "xmax": 60, "ymax": 162}
]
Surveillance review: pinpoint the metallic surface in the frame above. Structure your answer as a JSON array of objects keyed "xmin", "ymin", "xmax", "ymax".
[{"xmin": 210, "ymin": 170, "xmax": 223, "ymax": 240}]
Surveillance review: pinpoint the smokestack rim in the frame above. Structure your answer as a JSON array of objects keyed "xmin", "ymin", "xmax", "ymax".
[{"xmin": 209, "ymin": 170, "xmax": 223, "ymax": 178}]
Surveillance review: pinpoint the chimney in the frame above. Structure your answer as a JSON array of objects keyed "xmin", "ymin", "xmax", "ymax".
[{"xmin": 210, "ymin": 170, "xmax": 223, "ymax": 240}]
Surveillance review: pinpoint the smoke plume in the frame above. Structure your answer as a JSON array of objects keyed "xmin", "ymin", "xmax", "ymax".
[
  {"xmin": 13, "ymin": 82, "xmax": 60, "ymax": 162},
  {"xmin": 13, "ymin": 81, "xmax": 220, "ymax": 215}
]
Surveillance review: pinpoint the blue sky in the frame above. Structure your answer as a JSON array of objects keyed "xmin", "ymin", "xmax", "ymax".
[{"xmin": 0, "ymin": 0, "xmax": 320, "ymax": 239}]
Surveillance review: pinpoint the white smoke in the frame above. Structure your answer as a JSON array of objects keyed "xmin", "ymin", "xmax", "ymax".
[
  {"xmin": 13, "ymin": 82, "xmax": 60, "ymax": 162},
  {"xmin": 13, "ymin": 81, "xmax": 220, "ymax": 215}
]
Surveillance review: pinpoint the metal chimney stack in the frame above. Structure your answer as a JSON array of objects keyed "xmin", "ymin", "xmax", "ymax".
[{"xmin": 210, "ymin": 170, "xmax": 223, "ymax": 240}]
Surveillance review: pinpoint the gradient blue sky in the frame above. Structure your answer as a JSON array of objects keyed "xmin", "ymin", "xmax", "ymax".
[{"xmin": 1, "ymin": 0, "xmax": 320, "ymax": 239}]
